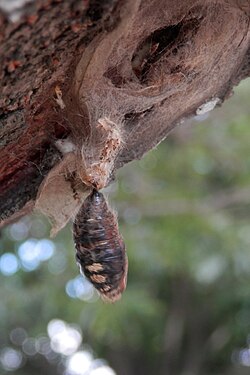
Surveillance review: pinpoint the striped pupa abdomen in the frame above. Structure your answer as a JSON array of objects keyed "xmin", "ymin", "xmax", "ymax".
[{"xmin": 73, "ymin": 189, "xmax": 128, "ymax": 302}]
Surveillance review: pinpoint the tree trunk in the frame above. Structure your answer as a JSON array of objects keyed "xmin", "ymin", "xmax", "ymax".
[{"xmin": 0, "ymin": 0, "xmax": 249, "ymax": 229}]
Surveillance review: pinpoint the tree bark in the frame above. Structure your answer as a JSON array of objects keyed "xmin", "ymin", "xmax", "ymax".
[{"xmin": 0, "ymin": 0, "xmax": 249, "ymax": 227}]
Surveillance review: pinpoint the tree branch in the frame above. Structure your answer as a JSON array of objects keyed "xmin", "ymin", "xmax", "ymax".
[{"xmin": 0, "ymin": 0, "xmax": 249, "ymax": 228}]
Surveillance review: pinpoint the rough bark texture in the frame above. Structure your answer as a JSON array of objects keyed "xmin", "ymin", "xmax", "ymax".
[{"xmin": 0, "ymin": 0, "xmax": 250, "ymax": 227}]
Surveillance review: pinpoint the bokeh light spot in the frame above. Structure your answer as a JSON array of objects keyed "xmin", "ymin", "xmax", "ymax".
[
  {"xmin": 35, "ymin": 239, "xmax": 55, "ymax": 261},
  {"xmin": 9, "ymin": 221, "xmax": 29, "ymax": 241},
  {"xmin": 66, "ymin": 351, "xmax": 93, "ymax": 375},
  {"xmin": 235, "ymin": 349, "xmax": 250, "ymax": 367},
  {"xmin": 10, "ymin": 327, "xmax": 27, "ymax": 346},
  {"xmin": 17, "ymin": 238, "xmax": 55, "ymax": 271},
  {"xmin": 66, "ymin": 275, "xmax": 95, "ymax": 301},
  {"xmin": 18, "ymin": 239, "xmax": 40, "ymax": 271},
  {"xmin": 0, "ymin": 253, "xmax": 19, "ymax": 276},
  {"xmin": 22, "ymin": 338, "xmax": 37, "ymax": 356},
  {"xmin": 35, "ymin": 337, "xmax": 51, "ymax": 356},
  {"xmin": 195, "ymin": 255, "xmax": 226, "ymax": 284},
  {"xmin": 0, "ymin": 348, "xmax": 23, "ymax": 371},
  {"xmin": 90, "ymin": 366, "xmax": 117, "ymax": 375},
  {"xmin": 47, "ymin": 320, "xmax": 82, "ymax": 356}
]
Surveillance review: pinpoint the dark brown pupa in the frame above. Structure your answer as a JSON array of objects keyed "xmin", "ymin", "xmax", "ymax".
[{"xmin": 73, "ymin": 189, "xmax": 128, "ymax": 302}]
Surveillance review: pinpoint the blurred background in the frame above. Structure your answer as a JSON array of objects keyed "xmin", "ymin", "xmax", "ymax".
[
  {"xmin": 0, "ymin": 77, "xmax": 250, "ymax": 375},
  {"xmin": 1, "ymin": 2, "xmax": 250, "ymax": 373}
]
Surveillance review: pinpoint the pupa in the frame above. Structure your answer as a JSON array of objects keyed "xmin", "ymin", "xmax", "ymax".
[{"xmin": 73, "ymin": 189, "xmax": 128, "ymax": 302}]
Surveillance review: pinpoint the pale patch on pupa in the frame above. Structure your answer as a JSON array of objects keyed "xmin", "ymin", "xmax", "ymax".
[
  {"xmin": 86, "ymin": 263, "xmax": 104, "ymax": 272},
  {"xmin": 35, "ymin": 152, "xmax": 90, "ymax": 236},
  {"xmin": 90, "ymin": 274, "xmax": 107, "ymax": 284}
]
